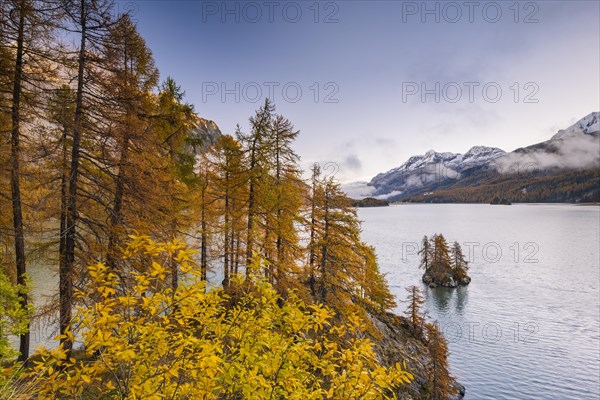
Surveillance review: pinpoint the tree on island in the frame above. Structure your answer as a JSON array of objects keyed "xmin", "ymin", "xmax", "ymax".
[
  {"xmin": 451, "ymin": 241, "xmax": 470, "ymax": 283},
  {"xmin": 418, "ymin": 235, "xmax": 432, "ymax": 273},
  {"xmin": 431, "ymin": 234, "xmax": 452, "ymax": 272},
  {"xmin": 421, "ymin": 234, "xmax": 471, "ymax": 288}
]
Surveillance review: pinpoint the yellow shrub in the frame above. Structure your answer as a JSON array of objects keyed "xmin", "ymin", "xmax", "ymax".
[{"xmin": 26, "ymin": 237, "xmax": 412, "ymax": 399}]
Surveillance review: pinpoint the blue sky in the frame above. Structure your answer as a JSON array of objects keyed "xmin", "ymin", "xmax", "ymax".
[{"xmin": 124, "ymin": 0, "xmax": 600, "ymax": 182}]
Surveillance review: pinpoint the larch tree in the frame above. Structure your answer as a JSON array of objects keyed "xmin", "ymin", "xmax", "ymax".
[
  {"xmin": 237, "ymin": 98, "xmax": 273, "ymax": 270},
  {"xmin": 99, "ymin": 14, "xmax": 158, "ymax": 271},
  {"xmin": 451, "ymin": 241, "xmax": 469, "ymax": 281},
  {"xmin": 0, "ymin": 3, "xmax": 14, "ymax": 266},
  {"xmin": 418, "ymin": 235, "xmax": 432, "ymax": 273},
  {"xmin": 306, "ymin": 162, "xmax": 322, "ymax": 297},
  {"xmin": 431, "ymin": 234, "xmax": 452, "ymax": 272},
  {"xmin": 359, "ymin": 243, "xmax": 396, "ymax": 312},
  {"xmin": 198, "ymin": 164, "xmax": 210, "ymax": 282},
  {"xmin": 6, "ymin": 0, "xmax": 28, "ymax": 360},
  {"xmin": 60, "ymin": 0, "xmax": 118, "ymax": 352},
  {"xmin": 262, "ymin": 113, "xmax": 303, "ymax": 291},
  {"xmin": 404, "ymin": 285, "xmax": 425, "ymax": 338},
  {"xmin": 154, "ymin": 77, "xmax": 200, "ymax": 287},
  {"xmin": 207, "ymin": 134, "xmax": 246, "ymax": 286},
  {"xmin": 314, "ymin": 177, "xmax": 368, "ymax": 313},
  {"xmin": 426, "ymin": 322, "xmax": 455, "ymax": 399},
  {"xmin": 1, "ymin": 0, "xmax": 60, "ymax": 361}
]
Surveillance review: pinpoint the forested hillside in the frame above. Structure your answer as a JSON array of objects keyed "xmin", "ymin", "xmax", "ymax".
[{"xmin": 400, "ymin": 167, "xmax": 600, "ymax": 203}]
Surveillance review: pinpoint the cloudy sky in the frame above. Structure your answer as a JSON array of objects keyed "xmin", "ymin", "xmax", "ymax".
[{"xmin": 126, "ymin": 0, "xmax": 600, "ymax": 182}]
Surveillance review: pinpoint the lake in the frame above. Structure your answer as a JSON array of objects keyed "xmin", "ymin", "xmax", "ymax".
[{"xmin": 358, "ymin": 204, "xmax": 600, "ymax": 400}]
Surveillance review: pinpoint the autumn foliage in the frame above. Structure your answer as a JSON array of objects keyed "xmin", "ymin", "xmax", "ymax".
[
  {"xmin": 0, "ymin": 2, "xmax": 440, "ymax": 397},
  {"xmin": 22, "ymin": 237, "xmax": 412, "ymax": 399}
]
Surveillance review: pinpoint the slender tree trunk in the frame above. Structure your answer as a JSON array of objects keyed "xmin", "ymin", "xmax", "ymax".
[
  {"xmin": 107, "ymin": 49, "xmax": 132, "ymax": 271},
  {"xmin": 58, "ymin": 116, "xmax": 69, "ymax": 268},
  {"xmin": 200, "ymin": 175, "xmax": 208, "ymax": 282},
  {"xmin": 61, "ymin": 0, "xmax": 87, "ymax": 352},
  {"xmin": 245, "ymin": 176, "xmax": 255, "ymax": 268},
  {"xmin": 10, "ymin": 0, "xmax": 29, "ymax": 362},
  {"xmin": 222, "ymin": 171, "xmax": 230, "ymax": 286},
  {"xmin": 107, "ymin": 134, "xmax": 129, "ymax": 269},
  {"xmin": 262, "ymin": 228, "xmax": 272, "ymax": 282},
  {"xmin": 307, "ymin": 166, "xmax": 319, "ymax": 298},
  {"xmin": 245, "ymin": 139, "xmax": 258, "ymax": 270},
  {"xmin": 274, "ymin": 137, "xmax": 283, "ymax": 284},
  {"xmin": 229, "ymin": 222, "xmax": 235, "ymax": 277},
  {"xmin": 170, "ymin": 220, "xmax": 178, "ymax": 293},
  {"xmin": 234, "ymin": 231, "xmax": 241, "ymax": 275},
  {"xmin": 319, "ymin": 186, "xmax": 330, "ymax": 303},
  {"xmin": 308, "ymin": 196, "xmax": 317, "ymax": 297}
]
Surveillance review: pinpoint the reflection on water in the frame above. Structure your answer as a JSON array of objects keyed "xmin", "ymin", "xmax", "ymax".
[
  {"xmin": 424, "ymin": 286, "xmax": 470, "ymax": 317},
  {"xmin": 427, "ymin": 287, "xmax": 454, "ymax": 313},
  {"xmin": 455, "ymin": 286, "xmax": 468, "ymax": 315}
]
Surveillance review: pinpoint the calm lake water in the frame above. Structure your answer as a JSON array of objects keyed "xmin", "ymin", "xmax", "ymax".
[{"xmin": 358, "ymin": 204, "xmax": 600, "ymax": 400}]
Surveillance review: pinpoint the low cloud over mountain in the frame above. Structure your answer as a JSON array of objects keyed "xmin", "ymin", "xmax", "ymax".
[{"xmin": 345, "ymin": 112, "xmax": 600, "ymax": 203}]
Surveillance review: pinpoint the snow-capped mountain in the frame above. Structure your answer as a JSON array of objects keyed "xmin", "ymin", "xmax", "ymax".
[
  {"xmin": 551, "ymin": 112, "xmax": 599, "ymax": 140},
  {"xmin": 369, "ymin": 146, "xmax": 505, "ymax": 197},
  {"xmin": 499, "ymin": 112, "xmax": 599, "ymax": 170},
  {"xmin": 352, "ymin": 112, "xmax": 599, "ymax": 202}
]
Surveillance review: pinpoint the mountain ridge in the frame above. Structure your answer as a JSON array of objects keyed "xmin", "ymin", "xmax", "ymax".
[{"xmin": 349, "ymin": 112, "xmax": 600, "ymax": 203}]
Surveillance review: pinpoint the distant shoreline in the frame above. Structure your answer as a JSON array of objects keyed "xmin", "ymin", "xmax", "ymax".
[{"xmin": 364, "ymin": 202, "xmax": 600, "ymax": 206}]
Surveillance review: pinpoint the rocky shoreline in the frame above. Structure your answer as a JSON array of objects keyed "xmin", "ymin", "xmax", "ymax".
[
  {"xmin": 370, "ymin": 311, "xmax": 465, "ymax": 399},
  {"xmin": 422, "ymin": 271, "xmax": 471, "ymax": 288}
]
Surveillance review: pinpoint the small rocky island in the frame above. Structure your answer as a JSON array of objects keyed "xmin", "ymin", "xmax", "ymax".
[{"xmin": 419, "ymin": 234, "xmax": 471, "ymax": 288}]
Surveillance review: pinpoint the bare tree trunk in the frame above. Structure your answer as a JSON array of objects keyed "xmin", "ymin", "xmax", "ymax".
[
  {"xmin": 61, "ymin": 0, "xmax": 87, "ymax": 352},
  {"xmin": 10, "ymin": 0, "xmax": 29, "ymax": 362},
  {"xmin": 245, "ymin": 173, "xmax": 255, "ymax": 269},
  {"xmin": 274, "ymin": 138, "xmax": 283, "ymax": 285},
  {"xmin": 262, "ymin": 228, "xmax": 273, "ymax": 282},
  {"xmin": 245, "ymin": 136, "xmax": 259, "ymax": 270},
  {"xmin": 200, "ymin": 174, "xmax": 208, "ymax": 282},
  {"xmin": 170, "ymin": 220, "xmax": 178, "ymax": 293},
  {"xmin": 107, "ymin": 134, "xmax": 129, "ymax": 269},
  {"xmin": 222, "ymin": 170, "xmax": 230, "ymax": 286},
  {"xmin": 229, "ymin": 222, "xmax": 235, "ymax": 278},
  {"xmin": 234, "ymin": 231, "xmax": 241, "ymax": 275},
  {"xmin": 307, "ymin": 165, "xmax": 320, "ymax": 298},
  {"xmin": 59, "ymin": 122, "xmax": 68, "ymax": 281},
  {"xmin": 319, "ymin": 185, "xmax": 330, "ymax": 304}
]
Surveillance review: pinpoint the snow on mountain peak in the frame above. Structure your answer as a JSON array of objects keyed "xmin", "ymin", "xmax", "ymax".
[
  {"xmin": 369, "ymin": 145, "xmax": 506, "ymax": 194},
  {"xmin": 551, "ymin": 112, "xmax": 599, "ymax": 140},
  {"xmin": 396, "ymin": 146, "xmax": 504, "ymax": 172},
  {"xmin": 463, "ymin": 146, "xmax": 506, "ymax": 161}
]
